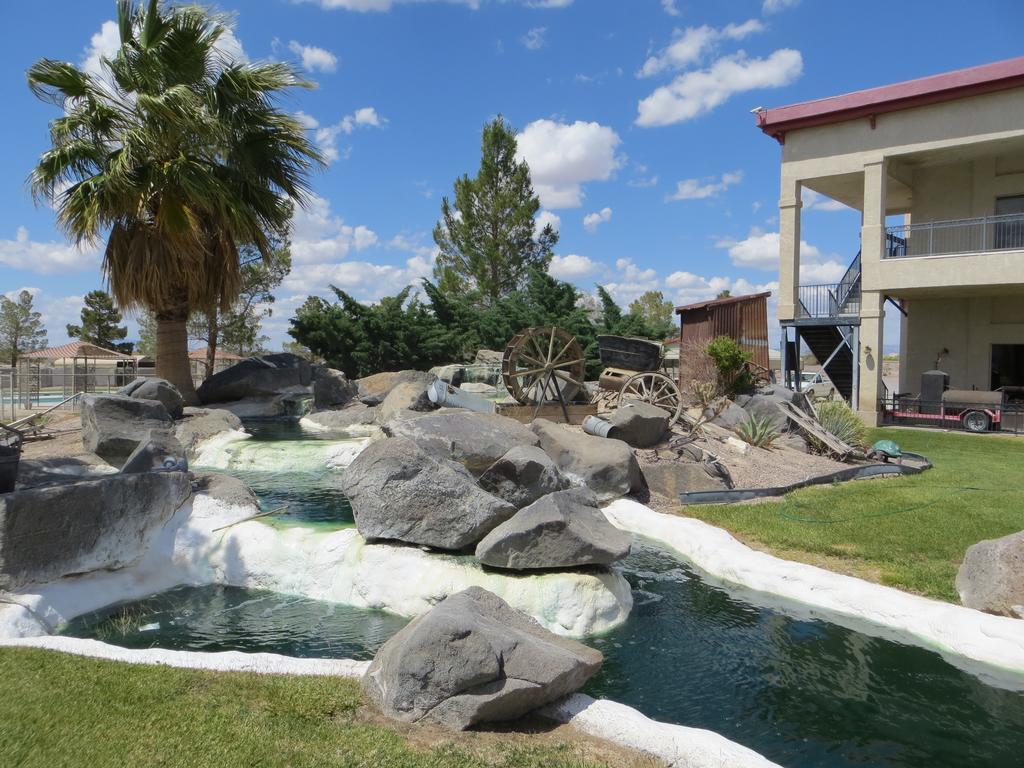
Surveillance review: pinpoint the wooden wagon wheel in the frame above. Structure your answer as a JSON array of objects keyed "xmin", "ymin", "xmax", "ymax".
[
  {"xmin": 502, "ymin": 326, "xmax": 587, "ymax": 405},
  {"xmin": 617, "ymin": 371, "xmax": 684, "ymax": 425}
]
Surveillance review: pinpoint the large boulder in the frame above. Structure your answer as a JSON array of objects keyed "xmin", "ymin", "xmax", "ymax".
[
  {"xmin": 642, "ymin": 461, "xmax": 727, "ymax": 499},
  {"xmin": 478, "ymin": 445, "xmax": 569, "ymax": 509},
  {"xmin": 341, "ymin": 437, "xmax": 515, "ymax": 550},
  {"xmin": 0, "ymin": 471, "xmax": 191, "ymax": 590},
  {"xmin": 80, "ymin": 394, "xmax": 173, "ymax": 468},
  {"xmin": 362, "ymin": 586, "xmax": 602, "ymax": 730},
  {"xmin": 376, "ymin": 373, "xmax": 437, "ymax": 424},
  {"xmin": 196, "ymin": 353, "xmax": 311, "ymax": 405},
  {"xmin": 388, "ymin": 411, "xmax": 540, "ymax": 473},
  {"xmin": 300, "ymin": 403, "xmax": 378, "ymax": 432},
  {"xmin": 475, "ymin": 488, "xmax": 630, "ymax": 570},
  {"xmin": 741, "ymin": 394, "xmax": 790, "ymax": 433},
  {"xmin": 120, "ymin": 431, "xmax": 187, "ymax": 474},
  {"xmin": 474, "ymin": 349, "xmax": 504, "ymax": 366},
  {"xmin": 707, "ymin": 400, "xmax": 749, "ymax": 430},
  {"xmin": 173, "ymin": 407, "xmax": 244, "ymax": 459},
  {"xmin": 956, "ymin": 531, "xmax": 1024, "ymax": 617},
  {"xmin": 608, "ymin": 402, "xmax": 670, "ymax": 448},
  {"xmin": 312, "ymin": 366, "xmax": 357, "ymax": 410},
  {"xmin": 531, "ymin": 419, "xmax": 642, "ymax": 502},
  {"xmin": 119, "ymin": 377, "xmax": 185, "ymax": 420},
  {"xmin": 357, "ymin": 370, "xmax": 429, "ymax": 405}
]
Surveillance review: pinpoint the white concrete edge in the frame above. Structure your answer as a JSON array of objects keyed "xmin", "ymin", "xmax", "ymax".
[
  {"xmin": 191, "ymin": 428, "xmax": 252, "ymax": 465},
  {"xmin": 603, "ymin": 499, "xmax": 1024, "ymax": 690},
  {"xmin": 541, "ymin": 694, "xmax": 782, "ymax": 768}
]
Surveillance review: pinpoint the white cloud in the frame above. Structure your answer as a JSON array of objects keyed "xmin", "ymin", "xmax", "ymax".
[
  {"xmin": 763, "ymin": 0, "xmax": 800, "ymax": 14},
  {"xmin": 799, "ymin": 260, "xmax": 847, "ymax": 283},
  {"xmin": 290, "ymin": 194, "xmax": 378, "ymax": 263},
  {"xmin": 638, "ymin": 19, "xmax": 763, "ymax": 78},
  {"xmin": 666, "ymin": 171, "xmax": 742, "ymax": 201},
  {"xmin": 521, "ymin": 27, "xmax": 547, "ymax": 50},
  {"xmin": 661, "ymin": 0, "xmax": 680, "ymax": 16},
  {"xmin": 535, "ymin": 210, "xmax": 561, "ymax": 237},
  {"xmin": 0, "ymin": 227, "xmax": 100, "ymax": 274},
  {"xmin": 628, "ymin": 175, "xmax": 659, "ymax": 188},
  {"xmin": 548, "ymin": 254, "xmax": 597, "ymax": 279},
  {"xmin": 583, "ymin": 207, "xmax": 612, "ymax": 233},
  {"xmin": 636, "ymin": 49, "xmax": 803, "ymax": 127},
  {"xmin": 82, "ymin": 20, "xmax": 120, "ymax": 79},
  {"xmin": 288, "ymin": 40, "xmax": 339, "ymax": 72},
  {"xmin": 715, "ymin": 229, "xmax": 846, "ymax": 282},
  {"xmin": 387, "ymin": 233, "xmax": 437, "ymax": 259},
  {"xmin": 302, "ymin": 107, "xmax": 386, "ymax": 161},
  {"xmin": 803, "ymin": 189, "xmax": 851, "ymax": 212},
  {"xmin": 516, "ymin": 119, "xmax": 622, "ymax": 209}
]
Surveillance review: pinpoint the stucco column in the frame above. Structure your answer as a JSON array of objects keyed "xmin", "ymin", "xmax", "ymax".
[
  {"xmin": 857, "ymin": 159, "xmax": 887, "ymax": 425},
  {"xmin": 777, "ymin": 177, "xmax": 802, "ymax": 322}
]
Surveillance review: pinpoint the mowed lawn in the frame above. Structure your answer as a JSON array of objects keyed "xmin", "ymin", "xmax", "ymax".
[
  {"xmin": 0, "ymin": 648, "xmax": 649, "ymax": 768},
  {"xmin": 685, "ymin": 428, "xmax": 1024, "ymax": 601}
]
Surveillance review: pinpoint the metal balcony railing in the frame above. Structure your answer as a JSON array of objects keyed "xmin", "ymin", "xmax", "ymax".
[
  {"xmin": 797, "ymin": 282, "xmax": 862, "ymax": 319},
  {"xmin": 884, "ymin": 212, "xmax": 1024, "ymax": 258}
]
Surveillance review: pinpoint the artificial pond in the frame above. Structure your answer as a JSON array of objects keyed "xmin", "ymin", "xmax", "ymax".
[{"xmin": 65, "ymin": 420, "xmax": 1024, "ymax": 768}]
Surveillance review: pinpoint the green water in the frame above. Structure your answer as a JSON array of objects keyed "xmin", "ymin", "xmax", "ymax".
[{"xmin": 85, "ymin": 421, "xmax": 1024, "ymax": 767}]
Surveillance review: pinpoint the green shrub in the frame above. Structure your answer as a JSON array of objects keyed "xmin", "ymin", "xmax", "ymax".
[
  {"xmin": 735, "ymin": 412, "xmax": 780, "ymax": 448},
  {"xmin": 704, "ymin": 336, "xmax": 754, "ymax": 398},
  {"xmin": 813, "ymin": 401, "xmax": 868, "ymax": 450}
]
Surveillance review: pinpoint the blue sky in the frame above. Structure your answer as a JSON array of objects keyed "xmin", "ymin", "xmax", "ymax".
[{"xmin": 3, "ymin": 0, "xmax": 1024, "ymax": 351}]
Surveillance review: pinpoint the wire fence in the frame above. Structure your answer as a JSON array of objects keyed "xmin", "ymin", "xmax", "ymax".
[{"xmin": 879, "ymin": 394, "xmax": 1024, "ymax": 435}]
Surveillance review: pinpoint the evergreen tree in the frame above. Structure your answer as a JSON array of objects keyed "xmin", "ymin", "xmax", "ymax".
[
  {"xmin": 67, "ymin": 290, "xmax": 132, "ymax": 353},
  {"xmin": 433, "ymin": 117, "xmax": 557, "ymax": 303},
  {"xmin": 0, "ymin": 290, "xmax": 47, "ymax": 366},
  {"xmin": 628, "ymin": 290, "xmax": 675, "ymax": 337},
  {"xmin": 135, "ymin": 311, "xmax": 157, "ymax": 358}
]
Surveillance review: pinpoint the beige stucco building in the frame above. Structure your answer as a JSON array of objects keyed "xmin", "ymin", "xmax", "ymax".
[{"xmin": 757, "ymin": 57, "xmax": 1024, "ymax": 424}]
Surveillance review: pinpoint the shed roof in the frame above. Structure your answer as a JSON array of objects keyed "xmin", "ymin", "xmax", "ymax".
[
  {"xmin": 756, "ymin": 56, "xmax": 1024, "ymax": 142},
  {"xmin": 675, "ymin": 291, "xmax": 771, "ymax": 314},
  {"xmin": 189, "ymin": 347, "xmax": 245, "ymax": 361},
  {"xmin": 19, "ymin": 341, "xmax": 134, "ymax": 361}
]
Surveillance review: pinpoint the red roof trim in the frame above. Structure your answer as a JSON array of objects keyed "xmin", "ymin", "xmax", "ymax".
[
  {"xmin": 675, "ymin": 291, "xmax": 771, "ymax": 314},
  {"xmin": 756, "ymin": 56, "xmax": 1024, "ymax": 142}
]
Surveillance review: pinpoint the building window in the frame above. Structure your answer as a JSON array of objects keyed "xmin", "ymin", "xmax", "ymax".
[
  {"xmin": 992, "ymin": 343, "xmax": 1024, "ymax": 390},
  {"xmin": 994, "ymin": 195, "xmax": 1024, "ymax": 249}
]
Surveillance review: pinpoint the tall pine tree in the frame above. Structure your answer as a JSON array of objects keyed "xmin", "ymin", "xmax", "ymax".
[
  {"xmin": 433, "ymin": 117, "xmax": 557, "ymax": 304},
  {"xmin": 67, "ymin": 290, "xmax": 132, "ymax": 353}
]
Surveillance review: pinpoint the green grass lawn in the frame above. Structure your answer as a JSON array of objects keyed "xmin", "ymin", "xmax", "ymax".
[
  {"xmin": 0, "ymin": 648, "xmax": 645, "ymax": 768},
  {"xmin": 685, "ymin": 428, "xmax": 1024, "ymax": 601}
]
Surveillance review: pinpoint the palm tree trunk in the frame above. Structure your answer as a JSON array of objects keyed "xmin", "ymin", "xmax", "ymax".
[{"xmin": 155, "ymin": 306, "xmax": 199, "ymax": 405}]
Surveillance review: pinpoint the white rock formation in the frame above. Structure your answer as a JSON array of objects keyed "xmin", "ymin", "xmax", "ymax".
[{"xmin": 194, "ymin": 433, "xmax": 373, "ymax": 471}]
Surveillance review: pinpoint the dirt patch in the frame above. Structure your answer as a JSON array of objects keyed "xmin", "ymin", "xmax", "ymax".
[
  {"xmin": 356, "ymin": 704, "xmax": 662, "ymax": 767},
  {"xmin": 18, "ymin": 414, "xmax": 89, "ymax": 462}
]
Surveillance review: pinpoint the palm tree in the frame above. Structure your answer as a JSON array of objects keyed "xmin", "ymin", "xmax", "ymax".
[{"xmin": 28, "ymin": 0, "xmax": 322, "ymax": 402}]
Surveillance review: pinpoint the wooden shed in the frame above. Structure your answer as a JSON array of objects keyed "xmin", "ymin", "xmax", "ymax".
[{"xmin": 675, "ymin": 291, "xmax": 771, "ymax": 372}]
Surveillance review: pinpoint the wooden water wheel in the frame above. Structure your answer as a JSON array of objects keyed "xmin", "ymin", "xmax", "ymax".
[
  {"xmin": 616, "ymin": 371, "xmax": 684, "ymax": 425},
  {"xmin": 502, "ymin": 326, "xmax": 587, "ymax": 405}
]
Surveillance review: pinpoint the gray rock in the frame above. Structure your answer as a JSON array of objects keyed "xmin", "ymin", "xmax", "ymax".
[
  {"xmin": 119, "ymin": 378, "xmax": 185, "ymax": 420},
  {"xmin": 191, "ymin": 471, "xmax": 260, "ymax": 511},
  {"xmin": 376, "ymin": 373, "xmax": 437, "ymax": 424},
  {"xmin": 531, "ymin": 419, "xmax": 642, "ymax": 502},
  {"xmin": 173, "ymin": 407, "xmax": 244, "ymax": 460},
  {"xmin": 214, "ymin": 398, "xmax": 285, "ymax": 419},
  {"xmin": 81, "ymin": 394, "xmax": 173, "ymax": 468},
  {"xmin": 388, "ymin": 411, "xmax": 540, "ymax": 473},
  {"xmin": 474, "ymin": 349, "xmax": 504, "ymax": 366},
  {"xmin": 0, "ymin": 472, "xmax": 191, "ymax": 591},
  {"xmin": 956, "ymin": 531, "xmax": 1024, "ymax": 617},
  {"xmin": 609, "ymin": 402, "xmax": 669, "ymax": 448},
  {"xmin": 741, "ymin": 394, "xmax": 790, "ymax": 433},
  {"xmin": 475, "ymin": 488, "xmax": 630, "ymax": 570},
  {"xmin": 774, "ymin": 432, "xmax": 809, "ymax": 453},
  {"xmin": 312, "ymin": 367, "xmax": 357, "ymax": 410},
  {"xmin": 356, "ymin": 370, "xmax": 425, "ymax": 405},
  {"xmin": 362, "ymin": 586, "xmax": 602, "ymax": 730},
  {"xmin": 478, "ymin": 445, "xmax": 569, "ymax": 509},
  {"xmin": 642, "ymin": 461, "xmax": 727, "ymax": 499},
  {"xmin": 301, "ymin": 403, "xmax": 378, "ymax": 432},
  {"xmin": 120, "ymin": 431, "xmax": 187, "ymax": 474},
  {"xmin": 196, "ymin": 353, "xmax": 312, "ymax": 405},
  {"xmin": 341, "ymin": 437, "xmax": 515, "ymax": 550},
  {"xmin": 708, "ymin": 401, "xmax": 749, "ymax": 430}
]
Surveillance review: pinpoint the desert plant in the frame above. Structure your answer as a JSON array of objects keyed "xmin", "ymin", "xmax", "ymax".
[
  {"xmin": 812, "ymin": 401, "xmax": 868, "ymax": 451},
  {"xmin": 735, "ymin": 412, "xmax": 780, "ymax": 449},
  {"xmin": 704, "ymin": 336, "xmax": 755, "ymax": 398}
]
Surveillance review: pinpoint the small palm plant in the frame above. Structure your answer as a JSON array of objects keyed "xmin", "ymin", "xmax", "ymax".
[
  {"xmin": 812, "ymin": 401, "xmax": 867, "ymax": 451},
  {"xmin": 735, "ymin": 412, "xmax": 780, "ymax": 449}
]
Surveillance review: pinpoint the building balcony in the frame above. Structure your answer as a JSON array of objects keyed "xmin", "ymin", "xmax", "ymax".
[{"xmin": 884, "ymin": 212, "xmax": 1024, "ymax": 259}]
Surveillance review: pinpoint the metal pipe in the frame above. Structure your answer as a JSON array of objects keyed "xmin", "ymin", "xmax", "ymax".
[
  {"xmin": 581, "ymin": 414, "xmax": 616, "ymax": 438},
  {"xmin": 426, "ymin": 379, "xmax": 496, "ymax": 413}
]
